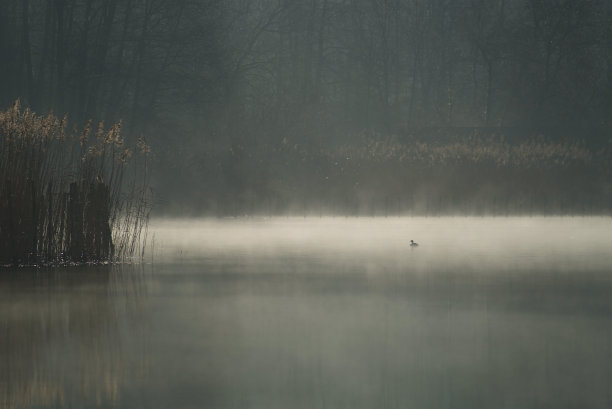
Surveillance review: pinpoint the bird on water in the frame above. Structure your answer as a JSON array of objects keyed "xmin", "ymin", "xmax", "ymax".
[{"xmin": 410, "ymin": 240, "xmax": 419, "ymax": 248}]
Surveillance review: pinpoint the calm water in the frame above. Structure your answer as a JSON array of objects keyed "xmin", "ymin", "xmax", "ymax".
[{"xmin": 2, "ymin": 217, "xmax": 612, "ymax": 409}]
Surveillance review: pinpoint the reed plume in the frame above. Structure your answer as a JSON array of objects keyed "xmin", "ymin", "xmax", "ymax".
[{"xmin": 0, "ymin": 101, "xmax": 150, "ymax": 266}]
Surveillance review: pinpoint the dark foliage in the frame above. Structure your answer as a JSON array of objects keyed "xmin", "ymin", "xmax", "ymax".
[{"xmin": 1, "ymin": 0, "xmax": 612, "ymax": 214}]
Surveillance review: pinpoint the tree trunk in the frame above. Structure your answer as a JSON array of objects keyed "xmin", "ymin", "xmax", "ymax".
[
  {"xmin": 86, "ymin": 0, "xmax": 118, "ymax": 121},
  {"xmin": 20, "ymin": 0, "xmax": 33, "ymax": 104},
  {"xmin": 54, "ymin": 0, "xmax": 66, "ymax": 113}
]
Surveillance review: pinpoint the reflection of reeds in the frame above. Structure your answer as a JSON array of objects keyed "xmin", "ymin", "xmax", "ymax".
[
  {"xmin": 0, "ymin": 101, "xmax": 150, "ymax": 265},
  {"xmin": 0, "ymin": 264, "xmax": 148, "ymax": 409}
]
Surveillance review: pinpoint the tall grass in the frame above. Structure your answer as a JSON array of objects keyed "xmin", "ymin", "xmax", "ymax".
[
  {"xmin": 0, "ymin": 101, "xmax": 150, "ymax": 266},
  {"xmin": 257, "ymin": 132, "xmax": 612, "ymax": 216}
]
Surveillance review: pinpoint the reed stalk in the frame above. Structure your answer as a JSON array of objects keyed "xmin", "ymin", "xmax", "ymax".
[{"xmin": 0, "ymin": 101, "xmax": 150, "ymax": 266}]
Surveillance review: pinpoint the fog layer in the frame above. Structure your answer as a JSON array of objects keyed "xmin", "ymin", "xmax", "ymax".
[{"xmin": 3, "ymin": 217, "xmax": 612, "ymax": 408}]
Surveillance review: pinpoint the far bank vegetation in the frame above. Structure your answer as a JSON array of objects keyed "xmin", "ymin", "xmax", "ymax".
[{"xmin": 184, "ymin": 132, "xmax": 612, "ymax": 217}]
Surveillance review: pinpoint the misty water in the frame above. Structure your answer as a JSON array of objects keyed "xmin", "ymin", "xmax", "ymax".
[{"xmin": 2, "ymin": 217, "xmax": 612, "ymax": 409}]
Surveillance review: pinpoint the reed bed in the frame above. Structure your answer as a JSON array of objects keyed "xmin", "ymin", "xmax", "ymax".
[
  {"xmin": 0, "ymin": 101, "xmax": 150, "ymax": 266},
  {"xmin": 259, "ymin": 132, "xmax": 612, "ymax": 216}
]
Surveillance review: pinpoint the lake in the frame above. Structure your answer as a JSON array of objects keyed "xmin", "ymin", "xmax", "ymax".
[{"xmin": 2, "ymin": 217, "xmax": 612, "ymax": 409}]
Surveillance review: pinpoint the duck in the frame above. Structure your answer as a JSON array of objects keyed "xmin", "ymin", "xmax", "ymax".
[{"xmin": 410, "ymin": 240, "xmax": 419, "ymax": 248}]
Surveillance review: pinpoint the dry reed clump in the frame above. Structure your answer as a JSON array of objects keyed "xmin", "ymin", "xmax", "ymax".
[{"xmin": 0, "ymin": 101, "xmax": 150, "ymax": 266}]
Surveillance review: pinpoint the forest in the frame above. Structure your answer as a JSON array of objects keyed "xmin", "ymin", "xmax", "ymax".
[{"xmin": 2, "ymin": 0, "xmax": 612, "ymax": 215}]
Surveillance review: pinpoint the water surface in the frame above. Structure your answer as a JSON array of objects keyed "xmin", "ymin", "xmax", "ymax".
[{"xmin": 2, "ymin": 217, "xmax": 612, "ymax": 408}]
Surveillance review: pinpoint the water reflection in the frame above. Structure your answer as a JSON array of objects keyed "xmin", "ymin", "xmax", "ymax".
[
  {"xmin": 2, "ymin": 217, "xmax": 612, "ymax": 408},
  {"xmin": 0, "ymin": 265, "xmax": 148, "ymax": 409},
  {"xmin": 144, "ymin": 259, "xmax": 612, "ymax": 409}
]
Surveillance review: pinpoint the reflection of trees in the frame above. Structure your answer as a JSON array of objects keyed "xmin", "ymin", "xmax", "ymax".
[{"xmin": 0, "ymin": 265, "xmax": 148, "ymax": 409}]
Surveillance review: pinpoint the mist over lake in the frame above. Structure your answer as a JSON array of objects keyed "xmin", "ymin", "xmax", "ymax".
[
  {"xmin": 3, "ymin": 217, "xmax": 612, "ymax": 409},
  {"xmin": 4, "ymin": 1, "xmax": 612, "ymax": 407}
]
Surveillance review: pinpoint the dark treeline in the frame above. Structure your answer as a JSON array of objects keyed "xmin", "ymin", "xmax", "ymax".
[{"xmin": 2, "ymin": 0, "xmax": 612, "ymax": 214}]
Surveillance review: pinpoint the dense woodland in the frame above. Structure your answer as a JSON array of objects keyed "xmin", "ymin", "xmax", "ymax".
[{"xmin": 2, "ymin": 0, "xmax": 612, "ymax": 214}]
